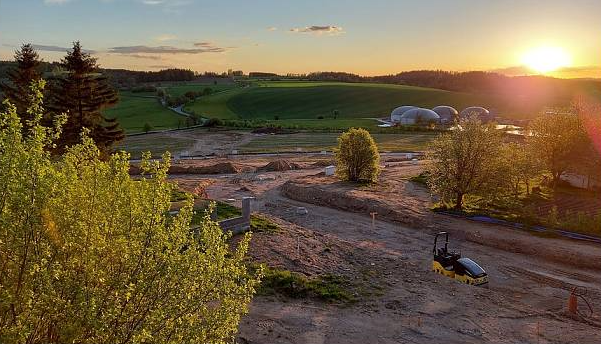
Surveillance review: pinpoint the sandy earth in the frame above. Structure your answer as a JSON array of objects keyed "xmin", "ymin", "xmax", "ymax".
[{"xmin": 169, "ymin": 155, "xmax": 601, "ymax": 344}]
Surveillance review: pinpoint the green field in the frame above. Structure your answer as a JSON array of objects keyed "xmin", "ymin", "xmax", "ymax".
[
  {"xmin": 184, "ymin": 82, "xmax": 492, "ymax": 123},
  {"xmin": 162, "ymin": 83, "xmax": 238, "ymax": 97},
  {"xmin": 104, "ymin": 93, "xmax": 184, "ymax": 133}
]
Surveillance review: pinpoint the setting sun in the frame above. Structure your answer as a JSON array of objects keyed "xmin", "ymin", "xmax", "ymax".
[{"xmin": 522, "ymin": 46, "xmax": 572, "ymax": 74}]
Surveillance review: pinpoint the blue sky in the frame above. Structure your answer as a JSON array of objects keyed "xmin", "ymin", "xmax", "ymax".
[{"xmin": 0, "ymin": 0, "xmax": 600, "ymax": 77}]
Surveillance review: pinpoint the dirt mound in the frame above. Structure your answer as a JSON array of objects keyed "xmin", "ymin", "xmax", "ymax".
[
  {"xmin": 259, "ymin": 160, "xmax": 301, "ymax": 172},
  {"xmin": 281, "ymin": 178, "xmax": 426, "ymax": 228},
  {"xmin": 311, "ymin": 159, "xmax": 336, "ymax": 167},
  {"xmin": 251, "ymin": 127, "xmax": 297, "ymax": 135},
  {"xmin": 130, "ymin": 162, "xmax": 241, "ymax": 175},
  {"xmin": 186, "ymin": 162, "xmax": 241, "ymax": 174},
  {"xmin": 281, "ymin": 176, "xmax": 601, "ymax": 271}
]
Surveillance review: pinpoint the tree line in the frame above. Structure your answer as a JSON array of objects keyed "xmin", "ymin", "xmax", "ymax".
[{"xmin": 1, "ymin": 43, "xmax": 123, "ymax": 155}]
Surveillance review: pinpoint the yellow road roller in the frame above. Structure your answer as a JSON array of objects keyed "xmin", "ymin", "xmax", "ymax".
[{"xmin": 432, "ymin": 232, "xmax": 488, "ymax": 286}]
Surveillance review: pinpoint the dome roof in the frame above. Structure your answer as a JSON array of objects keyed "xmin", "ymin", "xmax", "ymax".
[
  {"xmin": 391, "ymin": 106, "xmax": 417, "ymax": 117},
  {"xmin": 460, "ymin": 106, "xmax": 490, "ymax": 118},
  {"xmin": 401, "ymin": 108, "xmax": 440, "ymax": 122},
  {"xmin": 391, "ymin": 106, "xmax": 417, "ymax": 122},
  {"xmin": 432, "ymin": 106, "xmax": 458, "ymax": 122}
]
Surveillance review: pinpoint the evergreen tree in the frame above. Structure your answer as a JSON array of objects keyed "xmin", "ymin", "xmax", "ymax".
[
  {"xmin": 0, "ymin": 44, "xmax": 43, "ymax": 129},
  {"xmin": 48, "ymin": 42, "xmax": 123, "ymax": 155}
]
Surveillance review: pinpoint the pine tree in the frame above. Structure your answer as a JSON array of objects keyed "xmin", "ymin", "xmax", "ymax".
[
  {"xmin": 0, "ymin": 44, "xmax": 43, "ymax": 129},
  {"xmin": 48, "ymin": 42, "xmax": 123, "ymax": 155}
]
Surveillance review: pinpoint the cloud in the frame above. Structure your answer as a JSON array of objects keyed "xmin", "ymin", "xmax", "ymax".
[
  {"xmin": 289, "ymin": 25, "xmax": 345, "ymax": 35},
  {"xmin": 267, "ymin": 27, "xmax": 278, "ymax": 31},
  {"xmin": 155, "ymin": 34, "xmax": 177, "ymax": 42},
  {"xmin": 44, "ymin": 0, "xmax": 73, "ymax": 4},
  {"xmin": 108, "ymin": 43, "xmax": 226, "ymax": 55},
  {"xmin": 138, "ymin": 0, "xmax": 192, "ymax": 13},
  {"xmin": 122, "ymin": 54, "xmax": 162, "ymax": 60},
  {"xmin": 32, "ymin": 44, "xmax": 96, "ymax": 54}
]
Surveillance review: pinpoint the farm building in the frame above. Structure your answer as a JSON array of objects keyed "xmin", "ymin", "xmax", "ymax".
[
  {"xmin": 432, "ymin": 105, "xmax": 459, "ymax": 123},
  {"xmin": 460, "ymin": 106, "xmax": 492, "ymax": 122},
  {"xmin": 390, "ymin": 106, "xmax": 417, "ymax": 123},
  {"xmin": 398, "ymin": 108, "xmax": 440, "ymax": 125}
]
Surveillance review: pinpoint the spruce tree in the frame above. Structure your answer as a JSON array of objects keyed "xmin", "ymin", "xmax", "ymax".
[
  {"xmin": 48, "ymin": 41, "xmax": 123, "ymax": 155},
  {"xmin": 0, "ymin": 44, "xmax": 43, "ymax": 129}
]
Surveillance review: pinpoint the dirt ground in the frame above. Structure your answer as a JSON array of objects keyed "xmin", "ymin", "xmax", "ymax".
[{"xmin": 170, "ymin": 154, "xmax": 601, "ymax": 344}]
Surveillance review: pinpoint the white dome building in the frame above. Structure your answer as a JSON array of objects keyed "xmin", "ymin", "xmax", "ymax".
[
  {"xmin": 460, "ymin": 106, "xmax": 491, "ymax": 122},
  {"xmin": 432, "ymin": 106, "xmax": 459, "ymax": 124},
  {"xmin": 399, "ymin": 108, "xmax": 440, "ymax": 125},
  {"xmin": 390, "ymin": 106, "xmax": 417, "ymax": 123}
]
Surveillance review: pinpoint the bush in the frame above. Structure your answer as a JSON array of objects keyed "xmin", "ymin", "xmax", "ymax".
[
  {"xmin": 335, "ymin": 128, "xmax": 380, "ymax": 182},
  {"xmin": 142, "ymin": 122, "xmax": 153, "ymax": 133},
  {"xmin": 0, "ymin": 85, "xmax": 261, "ymax": 343},
  {"xmin": 204, "ymin": 117, "xmax": 223, "ymax": 127}
]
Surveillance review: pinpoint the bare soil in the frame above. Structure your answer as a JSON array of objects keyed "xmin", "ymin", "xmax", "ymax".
[{"xmin": 171, "ymin": 155, "xmax": 601, "ymax": 344}]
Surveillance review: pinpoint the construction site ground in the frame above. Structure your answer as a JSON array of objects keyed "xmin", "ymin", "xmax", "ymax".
[{"xmin": 169, "ymin": 154, "xmax": 601, "ymax": 344}]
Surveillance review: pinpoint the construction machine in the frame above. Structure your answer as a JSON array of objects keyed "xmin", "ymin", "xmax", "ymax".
[{"xmin": 432, "ymin": 232, "xmax": 488, "ymax": 286}]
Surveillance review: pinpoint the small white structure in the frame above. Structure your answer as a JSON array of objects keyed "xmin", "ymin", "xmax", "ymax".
[
  {"xmin": 231, "ymin": 149, "xmax": 238, "ymax": 155},
  {"xmin": 411, "ymin": 158, "xmax": 419, "ymax": 165},
  {"xmin": 296, "ymin": 207, "xmax": 309, "ymax": 215},
  {"xmin": 325, "ymin": 165, "xmax": 336, "ymax": 176},
  {"xmin": 390, "ymin": 106, "xmax": 418, "ymax": 123},
  {"xmin": 406, "ymin": 153, "xmax": 414, "ymax": 159}
]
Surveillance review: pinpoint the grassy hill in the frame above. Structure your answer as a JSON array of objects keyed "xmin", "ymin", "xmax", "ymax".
[
  {"xmin": 104, "ymin": 92, "xmax": 183, "ymax": 133},
  {"xmin": 184, "ymin": 81, "xmax": 507, "ymax": 126},
  {"xmin": 105, "ymin": 84, "xmax": 238, "ymax": 133}
]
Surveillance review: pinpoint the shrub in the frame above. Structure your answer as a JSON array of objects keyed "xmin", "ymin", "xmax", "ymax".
[
  {"xmin": 335, "ymin": 128, "xmax": 380, "ymax": 183},
  {"xmin": 0, "ymin": 85, "xmax": 261, "ymax": 343},
  {"xmin": 142, "ymin": 122, "xmax": 153, "ymax": 133},
  {"xmin": 204, "ymin": 117, "xmax": 223, "ymax": 127}
]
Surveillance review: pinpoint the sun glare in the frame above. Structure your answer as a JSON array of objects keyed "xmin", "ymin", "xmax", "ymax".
[{"xmin": 521, "ymin": 46, "xmax": 572, "ymax": 74}]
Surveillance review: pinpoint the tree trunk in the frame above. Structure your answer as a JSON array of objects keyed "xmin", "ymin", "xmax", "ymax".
[
  {"xmin": 454, "ymin": 193, "xmax": 464, "ymax": 211},
  {"xmin": 552, "ymin": 172, "xmax": 561, "ymax": 190}
]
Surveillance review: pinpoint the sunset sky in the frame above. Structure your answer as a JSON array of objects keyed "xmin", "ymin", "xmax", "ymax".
[{"xmin": 0, "ymin": 0, "xmax": 600, "ymax": 78}]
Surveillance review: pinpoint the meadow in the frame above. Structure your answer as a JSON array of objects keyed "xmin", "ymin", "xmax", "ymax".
[
  {"xmin": 184, "ymin": 81, "xmax": 496, "ymax": 124},
  {"xmin": 104, "ymin": 92, "xmax": 183, "ymax": 133}
]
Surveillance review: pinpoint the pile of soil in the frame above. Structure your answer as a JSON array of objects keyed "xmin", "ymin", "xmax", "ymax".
[
  {"xmin": 251, "ymin": 127, "xmax": 297, "ymax": 135},
  {"xmin": 258, "ymin": 160, "xmax": 301, "ymax": 172},
  {"xmin": 130, "ymin": 162, "xmax": 241, "ymax": 175},
  {"xmin": 281, "ymin": 175, "xmax": 601, "ymax": 271},
  {"xmin": 311, "ymin": 159, "xmax": 336, "ymax": 167},
  {"xmin": 186, "ymin": 162, "xmax": 241, "ymax": 174}
]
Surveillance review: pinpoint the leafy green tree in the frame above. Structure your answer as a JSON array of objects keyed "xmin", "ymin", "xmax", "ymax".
[
  {"xmin": 572, "ymin": 99, "xmax": 601, "ymax": 189},
  {"xmin": 335, "ymin": 128, "xmax": 380, "ymax": 182},
  {"xmin": 502, "ymin": 142, "xmax": 542, "ymax": 197},
  {"xmin": 0, "ymin": 44, "xmax": 43, "ymax": 128},
  {"xmin": 0, "ymin": 82, "xmax": 261, "ymax": 344},
  {"xmin": 47, "ymin": 42, "xmax": 123, "ymax": 156},
  {"xmin": 426, "ymin": 118, "xmax": 505, "ymax": 210},
  {"xmin": 527, "ymin": 113, "xmax": 583, "ymax": 188}
]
